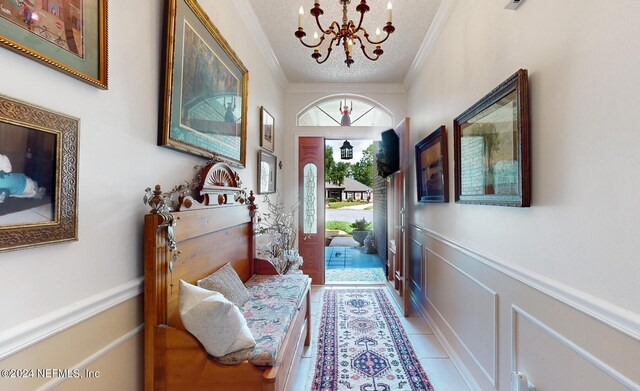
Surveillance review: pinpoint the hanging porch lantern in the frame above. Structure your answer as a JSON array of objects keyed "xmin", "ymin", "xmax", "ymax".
[{"xmin": 340, "ymin": 140, "xmax": 353, "ymax": 160}]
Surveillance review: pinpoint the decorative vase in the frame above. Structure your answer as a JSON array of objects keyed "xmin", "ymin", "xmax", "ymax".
[{"xmin": 352, "ymin": 230, "xmax": 370, "ymax": 246}]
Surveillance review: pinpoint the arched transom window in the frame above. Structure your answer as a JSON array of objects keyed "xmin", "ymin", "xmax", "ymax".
[{"xmin": 297, "ymin": 96, "xmax": 392, "ymax": 127}]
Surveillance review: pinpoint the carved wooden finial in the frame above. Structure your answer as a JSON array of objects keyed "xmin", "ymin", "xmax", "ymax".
[
  {"xmin": 149, "ymin": 185, "xmax": 163, "ymax": 214},
  {"xmin": 248, "ymin": 190, "xmax": 257, "ymax": 218}
]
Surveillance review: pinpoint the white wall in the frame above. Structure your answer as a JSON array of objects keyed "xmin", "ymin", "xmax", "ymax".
[
  {"xmin": 0, "ymin": 0, "xmax": 285, "ymax": 357},
  {"xmin": 406, "ymin": 0, "xmax": 640, "ymax": 389},
  {"xmin": 407, "ymin": 0, "xmax": 640, "ymax": 320}
]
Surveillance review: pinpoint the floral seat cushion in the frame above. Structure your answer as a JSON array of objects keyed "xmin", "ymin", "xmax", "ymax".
[
  {"xmin": 214, "ymin": 274, "xmax": 310, "ymax": 366},
  {"xmin": 245, "ymin": 274, "xmax": 310, "ymax": 305}
]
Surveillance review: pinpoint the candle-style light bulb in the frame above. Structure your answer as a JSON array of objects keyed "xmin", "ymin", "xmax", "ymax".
[
  {"xmin": 298, "ymin": 6, "xmax": 304, "ymax": 28},
  {"xmin": 387, "ymin": 2, "xmax": 392, "ymax": 23},
  {"xmin": 376, "ymin": 27, "xmax": 381, "ymax": 41},
  {"xmin": 313, "ymin": 31, "xmax": 319, "ymax": 45}
]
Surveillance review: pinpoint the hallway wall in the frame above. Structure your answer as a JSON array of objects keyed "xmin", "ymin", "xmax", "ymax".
[
  {"xmin": 0, "ymin": 1, "xmax": 286, "ymax": 389},
  {"xmin": 406, "ymin": 0, "xmax": 640, "ymax": 389}
]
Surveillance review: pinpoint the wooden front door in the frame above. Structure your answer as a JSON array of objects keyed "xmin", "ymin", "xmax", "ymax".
[
  {"xmin": 387, "ymin": 118, "xmax": 410, "ymax": 315},
  {"xmin": 298, "ymin": 137, "xmax": 325, "ymax": 284}
]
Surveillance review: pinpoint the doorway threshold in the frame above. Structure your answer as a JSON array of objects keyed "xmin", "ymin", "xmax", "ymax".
[{"xmin": 324, "ymin": 281, "xmax": 386, "ymax": 287}]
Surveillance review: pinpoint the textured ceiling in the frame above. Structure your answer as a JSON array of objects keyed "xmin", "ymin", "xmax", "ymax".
[{"xmin": 246, "ymin": 0, "xmax": 442, "ymax": 84}]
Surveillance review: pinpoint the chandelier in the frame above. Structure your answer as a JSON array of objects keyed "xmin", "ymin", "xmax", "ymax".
[{"xmin": 295, "ymin": 0, "xmax": 395, "ymax": 68}]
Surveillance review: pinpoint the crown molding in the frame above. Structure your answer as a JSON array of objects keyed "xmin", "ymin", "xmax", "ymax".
[
  {"xmin": 233, "ymin": 0, "xmax": 289, "ymax": 89},
  {"xmin": 287, "ymin": 83, "xmax": 405, "ymax": 95},
  {"xmin": 403, "ymin": 0, "xmax": 460, "ymax": 89}
]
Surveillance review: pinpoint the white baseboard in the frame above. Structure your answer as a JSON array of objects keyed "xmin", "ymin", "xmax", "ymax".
[
  {"xmin": 0, "ymin": 277, "xmax": 143, "ymax": 360},
  {"xmin": 410, "ymin": 224, "xmax": 640, "ymax": 341}
]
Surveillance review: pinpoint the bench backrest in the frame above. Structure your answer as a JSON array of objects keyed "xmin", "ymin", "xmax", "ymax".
[{"xmin": 144, "ymin": 204, "xmax": 254, "ymax": 331}]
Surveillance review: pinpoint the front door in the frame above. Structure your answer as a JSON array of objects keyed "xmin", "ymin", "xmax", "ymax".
[
  {"xmin": 387, "ymin": 118, "xmax": 410, "ymax": 315},
  {"xmin": 298, "ymin": 137, "xmax": 325, "ymax": 284}
]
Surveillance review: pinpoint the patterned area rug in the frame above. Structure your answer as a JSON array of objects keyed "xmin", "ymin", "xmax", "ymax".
[
  {"xmin": 325, "ymin": 268, "xmax": 387, "ymax": 283},
  {"xmin": 311, "ymin": 289, "xmax": 434, "ymax": 391}
]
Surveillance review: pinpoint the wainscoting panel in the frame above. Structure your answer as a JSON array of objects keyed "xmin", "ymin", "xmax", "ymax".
[
  {"xmin": 425, "ymin": 248, "xmax": 498, "ymax": 387},
  {"xmin": 512, "ymin": 306, "xmax": 637, "ymax": 391},
  {"xmin": 409, "ymin": 238, "xmax": 423, "ymax": 297},
  {"xmin": 0, "ymin": 294, "xmax": 143, "ymax": 391},
  {"xmin": 408, "ymin": 224, "xmax": 640, "ymax": 391}
]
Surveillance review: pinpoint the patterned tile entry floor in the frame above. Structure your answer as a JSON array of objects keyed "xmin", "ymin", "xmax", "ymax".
[{"xmin": 325, "ymin": 246, "xmax": 386, "ymax": 283}]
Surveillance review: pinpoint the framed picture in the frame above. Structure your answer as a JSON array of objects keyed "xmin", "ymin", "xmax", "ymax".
[
  {"xmin": 0, "ymin": 94, "xmax": 79, "ymax": 252},
  {"xmin": 159, "ymin": 0, "xmax": 248, "ymax": 167},
  {"xmin": 415, "ymin": 125, "xmax": 448, "ymax": 203},
  {"xmin": 0, "ymin": 0, "xmax": 108, "ymax": 89},
  {"xmin": 257, "ymin": 150, "xmax": 276, "ymax": 194},
  {"xmin": 453, "ymin": 69, "xmax": 530, "ymax": 207},
  {"xmin": 260, "ymin": 106, "xmax": 274, "ymax": 152}
]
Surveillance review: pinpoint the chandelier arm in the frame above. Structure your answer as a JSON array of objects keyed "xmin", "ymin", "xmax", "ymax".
[
  {"xmin": 349, "ymin": 20, "xmax": 362, "ymax": 38},
  {"xmin": 315, "ymin": 37, "xmax": 337, "ymax": 64},
  {"xmin": 354, "ymin": 14, "xmax": 364, "ymax": 32},
  {"xmin": 298, "ymin": 35, "xmax": 327, "ymax": 49},
  {"xmin": 329, "ymin": 21, "xmax": 342, "ymax": 34},
  {"xmin": 316, "ymin": 46, "xmax": 334, "ymax": 64},
  {"xmin": 314, "ymin": 15, "xmax": 339, "ymax": 35},
  {"xmin": 361, "ymin": 27, "xmax": 393, "ymax": 45},
  {"xmin": 354, "ymin": 36, "xmax": 382, "ymax": 61}
]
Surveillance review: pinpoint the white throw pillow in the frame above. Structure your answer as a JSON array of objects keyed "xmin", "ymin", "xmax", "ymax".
[{"xmin": 179, "ymin": 280, "xmax": 256, "ymax": 357}]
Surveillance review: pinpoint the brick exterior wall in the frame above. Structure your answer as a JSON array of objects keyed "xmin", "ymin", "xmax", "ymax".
[{"xmin": 373, "ymin": 142, "xmax": 387, "ymax": 266}]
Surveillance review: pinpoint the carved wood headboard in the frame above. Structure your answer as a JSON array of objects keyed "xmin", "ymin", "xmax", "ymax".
[{"xmin": 143, "ymin": 162, "xmax": 256, "ymax": 332}]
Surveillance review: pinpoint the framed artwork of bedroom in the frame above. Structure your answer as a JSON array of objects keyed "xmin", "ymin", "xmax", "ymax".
[
  {"xmin": 159, "ymin": 0, "xmax": 248, "ymax": 167},
  {"xmin": 453, "ymin": 69, "xmax": 530, "ymax": 207},
  {"xmin": 0, "ymin": 94, "xmax": 79, "ymax": 252},
  {"xmin": 415, "ymin": 125, "xmax": 448, "ymax": 203},
  {"xmin": 0, "ymin": 0, "xmax": 108, "ymax": 89}
]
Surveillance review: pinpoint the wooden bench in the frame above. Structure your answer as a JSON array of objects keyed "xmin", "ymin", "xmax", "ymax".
[{"xmin": 143, "ymin": 162, "xmax": 311, "ymax": 391}]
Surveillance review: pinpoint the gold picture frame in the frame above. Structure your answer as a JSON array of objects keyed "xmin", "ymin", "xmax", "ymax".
[
  {"xmin": 0, "ymin": 0, "xmax": 108, "ymax": 89},
  {"xmin": 0, "ymin": 94, "xmax": 79, "ymax": 252},
  {"xmin": 159, "ymin": 0, "xmax": 248, "ymax": 167}
]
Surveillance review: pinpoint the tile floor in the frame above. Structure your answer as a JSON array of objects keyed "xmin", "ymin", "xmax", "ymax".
[
  {"xmin": 324, "ymin": 246, "xmax": 383, "ymax": 269},
  {"xmin": 324, "ymin": 246, "xmax": 387, "ymax": 283},
  {"xmin": 286, "ymin": 285, "xmax": 470, "ymax": 391},
  {"xmin": 0, "ymin": 202, "xmax": 53, "ymax": 225}
]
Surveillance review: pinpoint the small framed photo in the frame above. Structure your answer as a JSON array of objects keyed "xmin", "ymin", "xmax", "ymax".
[
  {"xmin": 454, "ymin": 69, "xmax": 530, "ymax": 207},
  {"xmin": 0, "ymin": 94, "xmax": 79, "ymax": 252},
  {"xmin": 257, "ymin": 150, "xmax": 277, "ymax": 194},
  {"xmin": 260, "ymin": 106, "xmax": 274, "ymax": 152},
  {"xmin": 415, "ymin": 125, "xmax": 448, "ymax": 203}
]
